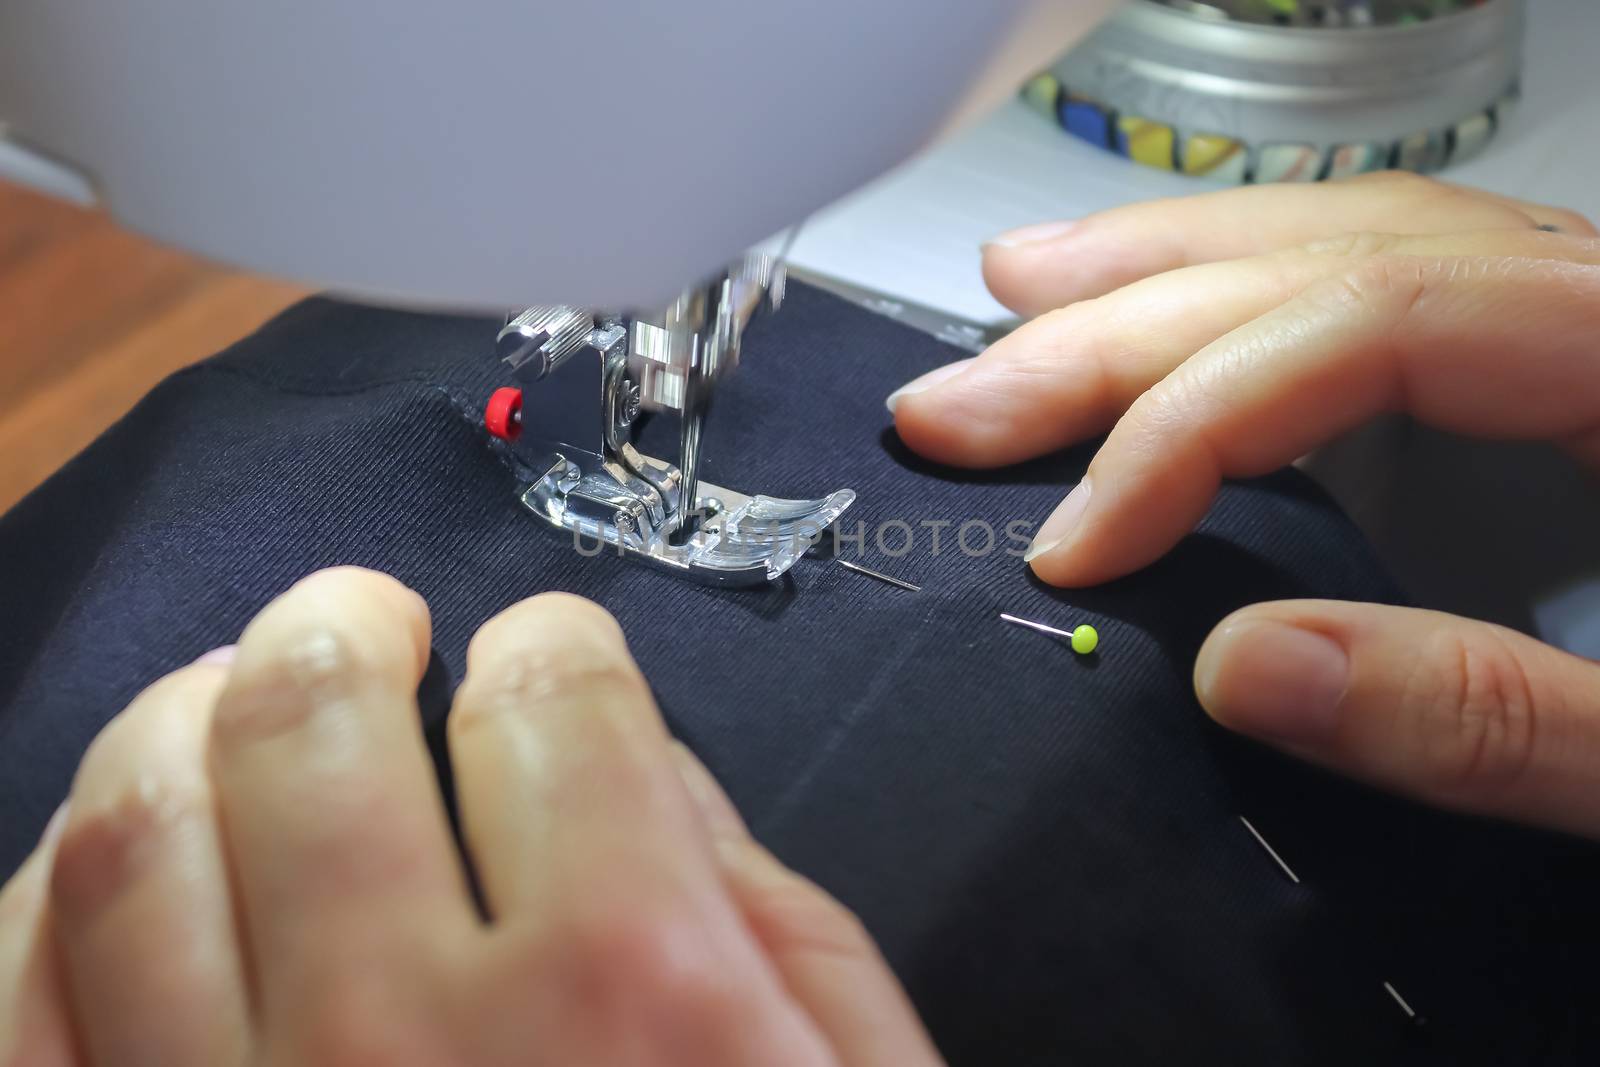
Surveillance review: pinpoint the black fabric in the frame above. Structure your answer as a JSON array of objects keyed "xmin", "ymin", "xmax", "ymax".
[{"xmin": 1, "ymin": 284, "xmax": 1596, "ymax": 1065}]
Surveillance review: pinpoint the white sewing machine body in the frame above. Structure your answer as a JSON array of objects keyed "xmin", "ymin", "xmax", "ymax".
[
  {"xmin": 0, "ymin": 0, "xmax": 1118, "ymax": 583},
  {"xmin": 0, "ymin": 0, "xmax": 1116, "ymax": 313}
]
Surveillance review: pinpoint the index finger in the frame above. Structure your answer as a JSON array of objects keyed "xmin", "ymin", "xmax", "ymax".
[
  {"xmin": 982, "ymin": 172, "xmax": 1594, "ymax": 317},
  {"xmin": 446, "ymin": 594, "xmax": 834, "ymax": 1066},
  {"xmin": 1026, "ymin": 252, "xmax": 1600, "ymax": 587},
  {"xmin": 209, "ymin": 567, "xmax": 471, "ymax": 1009}
]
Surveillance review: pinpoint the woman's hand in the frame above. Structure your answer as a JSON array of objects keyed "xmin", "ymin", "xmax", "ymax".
[
  {"xmin": 0, "ymin": 568, "xmax": 941, "ymax": 1067},
  {"xmin": 890, "ymin": 172, "xmax": 1600, "ymax": 839}
]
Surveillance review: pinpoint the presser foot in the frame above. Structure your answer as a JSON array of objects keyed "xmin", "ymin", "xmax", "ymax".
[
  {"xmin": 485, "ymin": 300, "xmax": 854, "ymax": 587},
  {"xmin": 519, "ymin": 454, "xmax": 854, "ymax": 587}
]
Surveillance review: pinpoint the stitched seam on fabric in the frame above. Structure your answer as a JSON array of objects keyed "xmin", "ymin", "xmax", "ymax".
[
  {"xmin": 168, "ymin": 363, "xmax": 542, "ymax": 481},
  {"xmin": 755, "ymin": 635, "xmax": 927, "ymax": 839},
  {"xmin": 169, "ymin": 361, "xmax": 462, "ymax": 399}
]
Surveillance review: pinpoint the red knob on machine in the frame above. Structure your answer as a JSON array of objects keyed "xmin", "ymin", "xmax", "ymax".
[{"xmin": 484, "ymin": 387, "xmax": 523, "ymax": 442}]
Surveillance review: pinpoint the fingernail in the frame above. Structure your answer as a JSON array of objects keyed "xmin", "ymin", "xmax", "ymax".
[
  {"xmin": 194, "ymin": 644, "xmax": 237, "ymax": 666},
  {"xmin": 42, "ymin": 800, "xmax": 70, "ymax": 850},
  {"xmin": 885, "ymin": 358, "xmax": 975, "ymax": 414},
  {"xmin": 670, "ymin": 742, "xmax": 746, "ymax": 841},
  {"xmin": 1024, "ymin": 478, "xmax": 1092, "ymax": 563},
  {"xmin": 1195, "ymin": 620, "xmax": 1349, "ymax": 743},
  {"xmin": 984, "ymin": 219, "xmax": 1078, "ymax": 250}
]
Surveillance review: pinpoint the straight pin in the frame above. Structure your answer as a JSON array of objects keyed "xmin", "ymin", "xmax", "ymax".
[
  {"xmin": 1383, "ymin": 980, "xmax": 1422, "ymax": 1024},
  {"xmin": 999, "ymin": 612, "xmax": 1073, "ymax": 640},
  {"xmin": 836, "ymin": 559, "xmax": 921, "ymax": 593},
  {"xmin": 1238, "ymin": 815, "xmax": 1301, "ymax": 885},
  {"xmin": 999, "ymin": 613, "xmax": 1100, "ymax": 655}
]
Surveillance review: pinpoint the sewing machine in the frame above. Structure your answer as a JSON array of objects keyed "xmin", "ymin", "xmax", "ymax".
[{"xmin": 0, "ymin": 0, "xmax": 1119, "ymax": 584}]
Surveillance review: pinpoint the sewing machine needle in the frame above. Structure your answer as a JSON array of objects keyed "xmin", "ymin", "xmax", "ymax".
[
  {"xmin": 679, "ymin": 397, "xmax": 705, "ymax": 522},
  {"xmin": 836, "ymin": 559, "xmax": 921, "ymax": 592}
]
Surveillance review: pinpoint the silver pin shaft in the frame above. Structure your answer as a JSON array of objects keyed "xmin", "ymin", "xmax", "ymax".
[
  {"xmin": 1238, "ymin": 815, "xmax": 1301, "ymax": 885},
  {"xmin": 998, "ymin": 613, "xmax": 1074, "ymax": 641},
  {"xmin": 836, "ymin": 559, "xmax": 920, "ymax": 592},
  {"xmin": 1383, "ymin": 980, "xmax": 1419, "ymax": 1021}
]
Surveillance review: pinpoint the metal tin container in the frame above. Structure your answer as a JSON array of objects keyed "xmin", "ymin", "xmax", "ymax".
[{"xmin": 1023, "ymin": 0, "xmax": 1524, "ymax": 182}]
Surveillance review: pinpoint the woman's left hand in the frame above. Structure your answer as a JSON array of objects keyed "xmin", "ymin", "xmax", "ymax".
[{"xmin": 888, "ymin": 173, "xmax": 1600, "ymax": 840}]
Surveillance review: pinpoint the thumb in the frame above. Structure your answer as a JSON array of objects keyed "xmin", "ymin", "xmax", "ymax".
[{"xmin": 1195, "ymin": 600, "xmax": 1600, "ymax": 839}]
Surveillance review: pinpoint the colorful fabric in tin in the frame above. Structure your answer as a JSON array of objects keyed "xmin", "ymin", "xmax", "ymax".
[
  {"xmin": 1022, "ymin": 72, "xmax": 1062, "ymax": 122},
  {"xmin": 1116, "ymin": 116, "xmax": 1177, "ymax": 170},
  {"xmin": 1021, "ymin": 76, "xmax": 1513, "ymax": 186},
  {"xmin": 1061, "ymin": 95, "xmax": 1114, "ymax": 149},
  {"xmin": 1182, "ymin": 133, "xmax": 1249, "ymax": 182},
  {"xmin": 1394, "ymin": 129, "xmax": 1449, "ymax": 173},
  {"xmin": 1450, "ymin": 112, "xmax": 1494, "ymax": 164},
  {"xmin": 1325, "ymin": 143, "xmax": 1386, "ymax": 179},
  {"xmin": 1255, "ymin": 143, "xmax": 1322, "ymax": 183}
]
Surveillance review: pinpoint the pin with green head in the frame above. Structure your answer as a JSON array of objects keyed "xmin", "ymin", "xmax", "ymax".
[{"xmin": 1070, "ymin": 625, "xmax": 1099, "ymax": 656}]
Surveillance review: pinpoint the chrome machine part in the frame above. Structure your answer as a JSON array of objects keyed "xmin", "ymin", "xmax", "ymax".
[
  {"xmin": 496, "ymin": 305, "xmax": 597, "ymax": 380},
  {"xmin": 496, "ymin": 251, "xmax": 853, "ymax": 587},
  {"xmin": 628, "ymin": 246, "xmax": 793, "ymax": 524}
]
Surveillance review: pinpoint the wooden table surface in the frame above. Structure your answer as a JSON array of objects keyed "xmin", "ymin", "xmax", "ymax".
[{"xmin": 0, "ymin": 180, "xmax": 306, "ymax": 513}]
